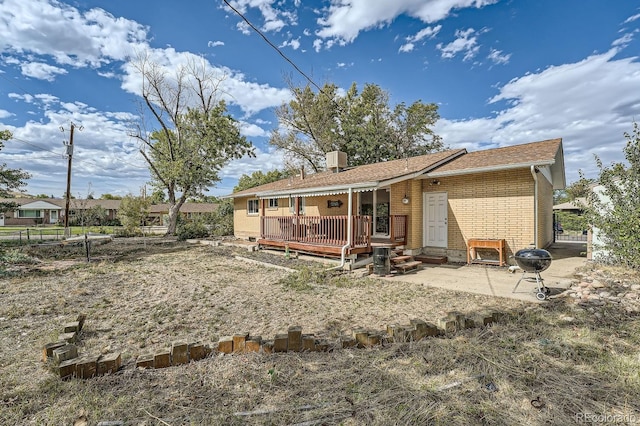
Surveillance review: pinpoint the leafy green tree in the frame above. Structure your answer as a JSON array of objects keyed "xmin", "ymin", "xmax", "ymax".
[
  {"xmin": 0, "ymin": 130, "xmax": 30, "ymax": 212},
  {"xmin": 582, "ymin": 122, "xmax": 640, "ymax": 269},
  {"xmin": 148, "ymin": 189, "xmax": 166, "ymax": 204},
  {"xmin": 100, "ymin": 194, "xmax": 122, "ymax": 200},
  {"xmin": 131, "ymin": 54, "xmax": 254, "ymax": 235},
  {"xmin": 234, "ymin": 169, "xmax": 293, "ymax": 192},
  {"xmin": 117, "ymin": 195, "xmax": 150, "ymax": 235},
  {"xmin": 207, "ymin": 198, "xmax": 234, "ymax": 236},
  {"xmin": 35, "ymin": 194, "xmax": 51, "ymax": 199},
  {"xmin": 270, "ymin": 81, "xmax": 442, "ymax": 171}
]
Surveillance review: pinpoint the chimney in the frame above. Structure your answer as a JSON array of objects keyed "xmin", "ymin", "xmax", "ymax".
[{"xmin": 300, "ymin": 166, "xmax": 305, "ymax": 180}]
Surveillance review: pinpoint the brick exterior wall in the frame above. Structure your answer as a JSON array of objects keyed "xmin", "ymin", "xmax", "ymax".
[
  {"xmin": 421, "ymin": 168, "xmax": 538, "ymax": 261},
  {"xmin": 234, "ymin": 168, "xmax": 555, "ymax": 260},
  {"xmin": 390, "ymin": 180, "xmax": 422, "ymax": 249}
]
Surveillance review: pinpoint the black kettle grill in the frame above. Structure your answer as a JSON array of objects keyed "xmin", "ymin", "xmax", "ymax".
[{"xmin": 512, "ymin": 248, "xmax": 553, "ymax": 300}]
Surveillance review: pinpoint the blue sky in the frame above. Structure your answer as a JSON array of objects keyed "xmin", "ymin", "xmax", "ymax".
[{"xmin": 0, "ymin": 0, "xmax": 639, "ymax": 198}]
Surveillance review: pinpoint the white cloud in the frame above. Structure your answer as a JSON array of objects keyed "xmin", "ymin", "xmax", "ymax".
[
  {"xmin": 0, "ymin": 0, "xmax": 148, "ymax": 68},
  {"xmin": 0, "ymin": 109, "xmax": 13, "ymax": 119},
  {"xmin": 313, "ymin": 39, "xmax": 323, "ymax": 52},
  {"xmin": 436, "ymin": 48, "xmax": 640, "ymax": 182},
  {"xmin": 226, "ymin": 0, "xmax": 297, "ymax": 34},
  {"xmin": 9, "ymin": 93, "xmax": 34, "ymax": 103},
  {"xmin": 20, "ymin": 61, "xmax": 68, "ymax": 81},
  {"xmin": 239, "ymin": 121, "xmax": 268, "ymax": 137},
  {"xmin": 280, "ymin": 37, "xmax": 301, "ymax": 50},
  {"xmin": 221, "ymin": 145, "xmax": 285, "ymax": 180},
  {"xmin": 399, "ymin": 25, "xmax": 442, "ymax": 53},
  {"xmin": 437, "ymin": 28, "xmax": 480, "ymax": 60},
  {"xmin": 399, "ymin": 43, "xmax": 415, "ymax": 53},
  {"xmin": 119, "ymin": 47, "xmax": 292, "ymax": 117},
  {"xmin": 236, "ymin": 21, "xmax": 251, "ymax": 35},
  {"xmin": 316, "ymin": 0, "xmax": 496, "ymax": 46},
  {"xmin": 612, "ymin": 31, "xmax": 636, "ymax": 47},
  {"xmin": 2, "ymin": 95, "xmax": 148, "ymax": 198},
  {"xmin": 487, "ymin": 48, "xmax": 511, "ymax": 65},
  {"xmin": 623, "ymin": 13, "xmax": 640, "ymax": 24},
  {"xmin": 208, "ymin": 40, "xmax": 225, "ymax": 47}
]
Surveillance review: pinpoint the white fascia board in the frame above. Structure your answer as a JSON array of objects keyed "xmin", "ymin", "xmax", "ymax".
[
  {"xmin": 425, "ymin": 160, "xmax": 555, "ymax": 178},
  {"xmin": 257, "ymin": 181, "xmax": 379, "ymax": 199}
]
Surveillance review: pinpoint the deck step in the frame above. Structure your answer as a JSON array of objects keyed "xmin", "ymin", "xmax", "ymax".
[
  {"xmin": 391, "ymin": 255, "xmax": 413, "ymax": 264},
  {"xmin": 415, "ymin": 255, "xmax": 448, "ymax": 265},
  {"xmin": 393, "ymin": 261, "xmax": 423, "ymax": 274}
]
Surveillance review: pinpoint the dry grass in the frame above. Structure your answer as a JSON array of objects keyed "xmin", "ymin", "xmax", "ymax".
[{"xmin": 1, "ymin": 239, "xmax": 639, "ymax": 425}]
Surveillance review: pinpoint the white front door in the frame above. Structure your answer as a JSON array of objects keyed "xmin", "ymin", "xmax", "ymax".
[
  {"xmin": 423, "ymin": 192, "xmax": 448, "ymax": 248},
  {"xmin": 0, "ymin": 213, "xmax": 4, "ymax": 226}
]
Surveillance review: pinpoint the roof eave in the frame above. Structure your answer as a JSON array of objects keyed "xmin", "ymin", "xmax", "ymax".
[
  {"xmin": 257, "ymin": 181, "xmax": 380, "ymax": 198},
  {"xmin": 425, "ymin": 160, "xmax": 557, "ymax": 179}
]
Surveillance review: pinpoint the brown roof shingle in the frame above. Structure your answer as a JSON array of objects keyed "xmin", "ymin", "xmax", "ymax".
[
  {"xmin": 231, "ymin": 149, "xmax": 466, "ymax": 197},
  {"xmin": 429, "ymin": 138, "xmax": 562, "ymax": 175}
]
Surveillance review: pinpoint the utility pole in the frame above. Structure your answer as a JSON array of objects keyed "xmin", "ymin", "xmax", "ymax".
[{"xmin": 62, "ymin": 123, "xmax": 82, "ymax": 237}]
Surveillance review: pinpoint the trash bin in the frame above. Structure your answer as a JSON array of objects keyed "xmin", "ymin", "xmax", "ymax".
[{"xmin": 373, "ymin": 245, "xmax": 391, "ymax": 276}]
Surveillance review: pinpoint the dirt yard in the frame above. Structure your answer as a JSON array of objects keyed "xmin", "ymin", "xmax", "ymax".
[{"xmin": 1, "ymin": 238, "xmax": 639, "ymax": 425}]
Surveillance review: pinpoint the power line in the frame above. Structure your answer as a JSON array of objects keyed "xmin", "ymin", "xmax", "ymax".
[
  {"xmin": 222, "ymin": 0, "xmax": 333, "ymax": 100},
  {"xmin": 9, "ymin": 135, "xmax": 147, "ymax": 170},
  {"xmin": 9, "ymin": 136, "xmax": 65, "ymax": 157}
]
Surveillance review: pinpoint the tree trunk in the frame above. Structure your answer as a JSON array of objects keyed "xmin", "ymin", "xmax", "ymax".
[{"xmin": 166, "ymin": 201, "xmax": 184, "ymax": 236}]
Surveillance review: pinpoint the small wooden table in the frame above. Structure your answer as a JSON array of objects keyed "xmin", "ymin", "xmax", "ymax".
[{"xmin": 467, "ymin": 238, "xmax": 506, "ymax": 266}]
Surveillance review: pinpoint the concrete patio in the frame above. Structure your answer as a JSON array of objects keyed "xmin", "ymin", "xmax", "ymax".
[{"xmin": 383, "ymin": 242, "xmax": 588, "ymax": 302}]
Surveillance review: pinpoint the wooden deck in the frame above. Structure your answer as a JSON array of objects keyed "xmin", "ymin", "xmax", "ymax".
[{"xmin": 258, "ymin": 215, "xmax": 407, "ymax": 257}]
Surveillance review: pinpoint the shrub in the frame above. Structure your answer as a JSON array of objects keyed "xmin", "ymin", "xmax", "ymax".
[{"xmin": 176, "ymin": 220, "xmax": 210, "ymax": 241}]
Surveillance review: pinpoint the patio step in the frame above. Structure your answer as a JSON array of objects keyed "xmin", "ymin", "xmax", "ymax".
[
  {"xmin": 415, "ymin": 255, "xmax": 448, "ymax": 265},
  {"xmin": 391, "ymin": 255, "xmax": 413, "ymax": 264},
  {"xmin": 393, "ymin": 260, "xmax": 423, "ymax": 274}
]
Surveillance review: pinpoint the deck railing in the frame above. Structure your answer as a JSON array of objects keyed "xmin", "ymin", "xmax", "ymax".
[
  {"xmin": 260, "ymin": 214, "xmax": 407, "ymax": 248},
  {"xmin": 389, "ymin": 215, "xmax": 407, "ymax": 244},
  {"xmin": 261, "ymin": 215, "xmax": 372, "ymax": 248}
]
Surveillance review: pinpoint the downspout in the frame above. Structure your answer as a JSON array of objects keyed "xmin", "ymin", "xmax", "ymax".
[
  {"xmin": 329, "ymin": 187, "xmax": 353, "ymax": 270},
  {"xmin": 531, "ymin": 165, "xmax": 538, "ymax": 248}
]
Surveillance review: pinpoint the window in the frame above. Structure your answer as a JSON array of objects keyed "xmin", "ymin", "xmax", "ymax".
[
  {"xmin": 268, "ymin": 198, "xmax": 278, "ymax": 209},
  {"xmin": 18, "ymin": 210, "xmax": 41, "ymax": 218},
  {"xmin": 247, "ymin": 199, "xmax": 259, "ymax": 215},
  {"xmin": 288, "ymin": 196, "xmax": 305, "ymax": 214}
]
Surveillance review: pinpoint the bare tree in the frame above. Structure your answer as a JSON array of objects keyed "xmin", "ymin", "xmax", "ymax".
[{"xmin": 130, "ymin": 53, "xmax": 253, "ymax": 235}]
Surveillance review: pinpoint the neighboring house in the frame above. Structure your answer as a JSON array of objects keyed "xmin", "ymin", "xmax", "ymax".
[
  {"xmin": 553, "ymin": 198, "xmax": 586, "ymax": 214},
  {"xmin": 0, "ymin": 198, "xmax": 217, "ymax": 226},
  {"xmin": 0, "ymin": 198, "xmax": 62, "ymax": 226},
  {"xmin": 66, "ymin": 199, "xmax": 121, "ymax": 223},
  {"xmin": 225, "ymin": 138, "xmax": 565, "ymax": 266}
]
